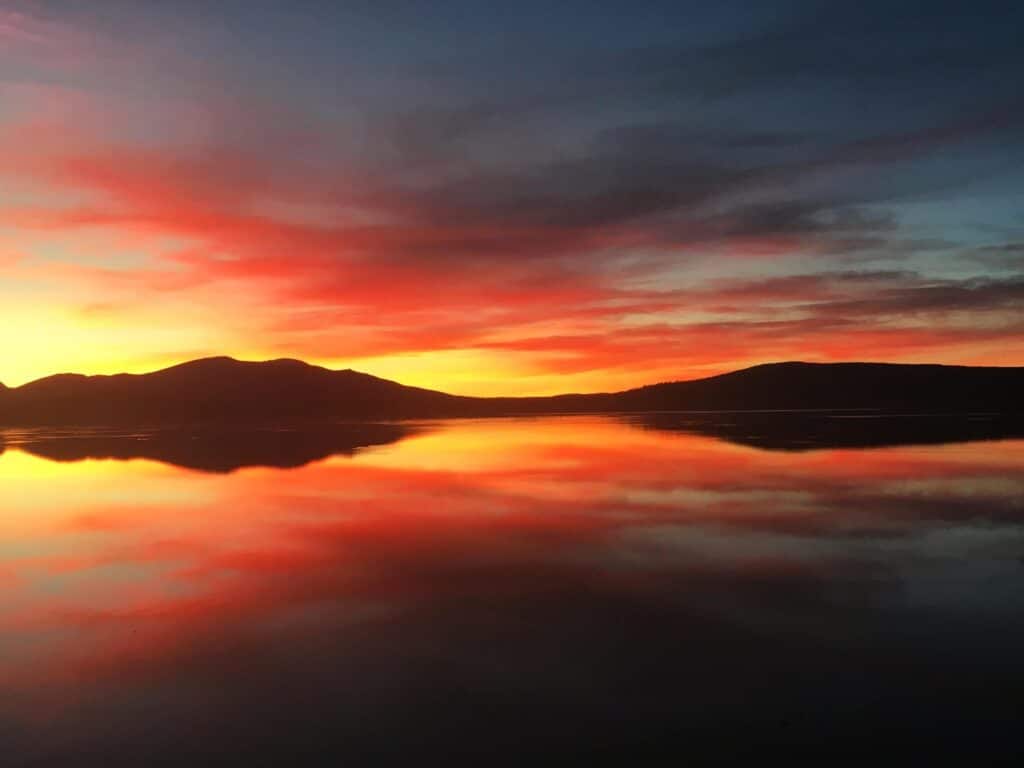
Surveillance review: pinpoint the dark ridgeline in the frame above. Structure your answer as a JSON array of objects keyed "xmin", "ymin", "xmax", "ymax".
[
  {"xmin": 0, "ymin": 357, "xmax": 1022, "ymax": 428},
  {"xmin": 0, "ymin": 357, "xmax": 465, "ymax": 426},
  {"xmin": 610, "ymin": 361, "xmax": 1024, "ymax": 413}
]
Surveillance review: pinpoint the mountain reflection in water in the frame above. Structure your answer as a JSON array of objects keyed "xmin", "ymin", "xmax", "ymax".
[
  {"xmin": 0, "ymin": 423, "xmax": 418, "ymax": 473},
  {"xmin": 1, "ymin": 416, "xmax": 1022, "ymax": 765}
]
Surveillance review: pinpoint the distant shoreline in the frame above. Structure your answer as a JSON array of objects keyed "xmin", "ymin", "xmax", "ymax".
[{"xmin": 1, "ymin": 357, "xmax": 1022, "ymax": 428}]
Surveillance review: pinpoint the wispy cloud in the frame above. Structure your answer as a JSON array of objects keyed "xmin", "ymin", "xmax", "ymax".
[{"xmin": 1, "ymin": 0, "xmax": 1022, "ymax": 390}]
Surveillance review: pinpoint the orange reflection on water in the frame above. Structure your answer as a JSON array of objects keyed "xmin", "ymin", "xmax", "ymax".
[{"xmin": 1, "ymin": 417, "xmax": 1023, "ymax": 761}]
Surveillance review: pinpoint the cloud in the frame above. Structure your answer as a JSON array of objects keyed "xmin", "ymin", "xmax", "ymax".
[
  {"xmin": 1, "ymin": 0, "xmax": 1023, "ymax": 390},
  {"xmin": 968, "ymin": 243, "xmax": 1024, "ymax": 272}
]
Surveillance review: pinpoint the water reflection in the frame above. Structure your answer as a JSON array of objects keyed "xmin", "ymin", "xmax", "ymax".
[
  {"xmin": 2, "ymin": 417, "xmax": 1022, "ymax": 764},
  {"xmin": 628, "ymin": 410, "xmax": 1024, "ymax": 450},
  {"xmin": 1, "ymin": 423, "xmax": 418, "ymax": 473},
  {"xmin": 3, "ymin": 411, "xmax": 1022, "ymax": 475}
]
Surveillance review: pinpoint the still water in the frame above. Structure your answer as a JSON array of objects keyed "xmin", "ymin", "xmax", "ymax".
[{"xmin": 2, "ymin": 416, "xmax": 1023, "ymax": 764}]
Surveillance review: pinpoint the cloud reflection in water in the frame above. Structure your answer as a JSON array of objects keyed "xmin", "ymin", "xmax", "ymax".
[{"xmin": 1, "ymin": 416, "xmax": 1022, "ymax": 764}]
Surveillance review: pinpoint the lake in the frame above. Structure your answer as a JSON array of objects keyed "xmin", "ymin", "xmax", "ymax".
[{"xmin": 2, "ymin": 415, "xmax": 1023, "ymax": 764}]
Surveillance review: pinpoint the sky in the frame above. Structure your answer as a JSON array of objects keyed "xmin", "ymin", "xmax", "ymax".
[{"xmin": 1, "ymin": 0, "xmax": 1022, "ymax": 395}]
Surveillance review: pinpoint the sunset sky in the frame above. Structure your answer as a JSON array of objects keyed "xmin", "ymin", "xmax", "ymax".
[{"xmin": 2, "ymin": 0, "xmax": 1022, "ymax": 395}]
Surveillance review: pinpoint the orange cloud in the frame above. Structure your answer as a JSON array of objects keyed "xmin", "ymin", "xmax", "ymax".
[{"xmin": 1, "ymin": 61, "xmax": 1022, "ymax": 392}]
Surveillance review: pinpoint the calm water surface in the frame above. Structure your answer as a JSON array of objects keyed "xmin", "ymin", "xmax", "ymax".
[{"xmin": 2, "ymin": 416, "xmax": 1023, "ymax": 764}]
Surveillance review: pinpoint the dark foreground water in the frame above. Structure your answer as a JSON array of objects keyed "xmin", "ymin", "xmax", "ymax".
[{"xmin": 2, "ymin": 415, "xmax": 1023, "ymax": 765}]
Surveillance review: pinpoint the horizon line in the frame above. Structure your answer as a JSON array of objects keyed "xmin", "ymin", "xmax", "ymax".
[{"xmin": 4, "ymin": 355, "xmax": 1023, "ymax": 400}]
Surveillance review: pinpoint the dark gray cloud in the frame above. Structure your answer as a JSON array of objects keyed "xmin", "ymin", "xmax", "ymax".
[
  {"xmin": 332, "ymin": 0, "xmax": 1024, "ymax": 270},
  {"xmin": 968, "ymin": 243, "xmax": 1024, "ymax": 271}
]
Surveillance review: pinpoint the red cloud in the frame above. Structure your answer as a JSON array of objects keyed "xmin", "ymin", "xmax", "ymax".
[{"xmin": 3, "ymin": 78, "xmax": 1023, "ymax": 392}]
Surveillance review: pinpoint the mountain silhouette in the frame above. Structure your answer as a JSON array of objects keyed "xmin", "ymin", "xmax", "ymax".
[
  {"xmin": 0, "ymin": 357, "xmax": 1021, "ymax": 428},
  {"xmin": 0, "ymin": 357, "xmax": 463, "ymax": 426},
  {"xmin": 610, "ymin": 361, "xmax": 1024, "ymax": 413}
]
